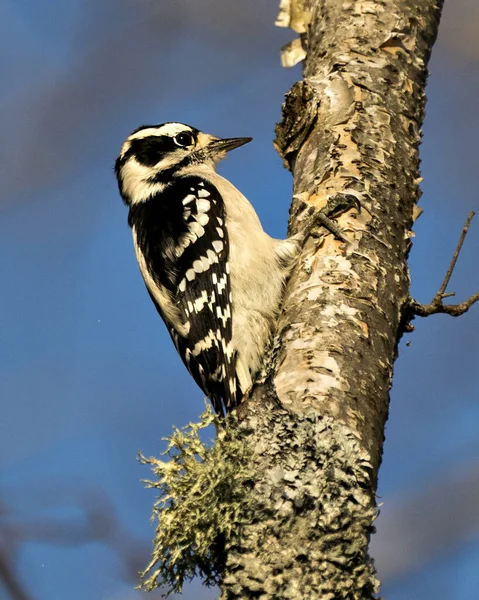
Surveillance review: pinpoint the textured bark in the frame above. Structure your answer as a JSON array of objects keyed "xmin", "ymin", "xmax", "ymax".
[{"xmin": 219, "ymin": 1, "xmax": 444, "ymax": 599}]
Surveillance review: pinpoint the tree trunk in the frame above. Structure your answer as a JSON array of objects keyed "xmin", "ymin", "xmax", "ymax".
[{"xmin": 220, "ymin": 1, "xmax": 444, "ymax": 598}]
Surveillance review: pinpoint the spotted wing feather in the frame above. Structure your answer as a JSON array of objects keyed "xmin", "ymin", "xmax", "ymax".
[{"xmin": 130, "ymin": 176, "xmax": 236, "ymax": 416}]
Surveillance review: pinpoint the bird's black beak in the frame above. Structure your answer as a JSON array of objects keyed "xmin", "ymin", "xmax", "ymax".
[{"xmin": 207, "ymin": 137, "xmax": 253, "ymax": 154}]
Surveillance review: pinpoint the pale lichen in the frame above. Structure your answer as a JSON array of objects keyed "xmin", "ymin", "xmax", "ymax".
[
  {"xmin": 220, "ymin": 405, "xmax": 380, "ymax": 599},
  {"xmin": 138, "ymin": 405, "xmax": 255, "ymax": 596}
]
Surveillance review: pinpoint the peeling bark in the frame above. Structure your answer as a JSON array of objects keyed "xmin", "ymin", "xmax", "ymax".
[{"xmin": 220, "ymin": 1, "xmax": 444, "ymax": 598}]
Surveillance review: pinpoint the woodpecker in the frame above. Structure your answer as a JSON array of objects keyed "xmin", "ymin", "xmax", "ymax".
[{"xmin": 115, "ymin": 123, "xmax": 323, "ymax": 416}]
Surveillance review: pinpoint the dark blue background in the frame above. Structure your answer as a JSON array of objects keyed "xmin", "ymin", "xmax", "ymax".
[{"xmin": 1, "ymin": 1, "xmax": 478, "ymax": 598}]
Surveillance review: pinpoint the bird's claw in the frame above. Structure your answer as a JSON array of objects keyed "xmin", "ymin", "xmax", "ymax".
[{"xmin": 323, "ymin": 193, "xmax": 361, "ymax": 220}]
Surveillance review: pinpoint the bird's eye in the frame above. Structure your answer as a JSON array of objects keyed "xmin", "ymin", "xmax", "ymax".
[{"xmin": 174, "ymin": 132, "xmax": 194, "ymax": 147}]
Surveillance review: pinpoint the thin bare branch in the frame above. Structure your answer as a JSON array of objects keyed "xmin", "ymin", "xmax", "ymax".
[
  {"xmin": 0, "ymin": 551, "xmax": 32, "ymax": 600},
  {"xmin": 411, "ymin": 211, "xmax": 479, "ymax": 317}
]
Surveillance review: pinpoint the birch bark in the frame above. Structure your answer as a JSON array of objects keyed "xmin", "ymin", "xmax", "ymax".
[{"xmin": 220, "ymin": 1, "xmax": 444, "ymax": 598}]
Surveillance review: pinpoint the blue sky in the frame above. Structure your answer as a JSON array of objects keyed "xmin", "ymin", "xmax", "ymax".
[{"xmin": 1, "ymin": 1, "xmax": 478, "ymax": 599}]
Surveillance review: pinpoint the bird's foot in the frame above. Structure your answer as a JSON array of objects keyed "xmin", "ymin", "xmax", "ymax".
[{"xmin": 309, "ymin": 193, "xmax": 361, "ymax": 242}]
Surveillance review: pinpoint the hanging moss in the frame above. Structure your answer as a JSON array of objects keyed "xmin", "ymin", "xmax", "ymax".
[{"xmin": 138, "ymin": 404, "xmax": 255, "ymax": 596}]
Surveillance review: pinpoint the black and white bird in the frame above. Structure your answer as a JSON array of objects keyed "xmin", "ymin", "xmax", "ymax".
[{"xmin": 115, "ymin": 122, "xmax": 304, "ymax": 417}]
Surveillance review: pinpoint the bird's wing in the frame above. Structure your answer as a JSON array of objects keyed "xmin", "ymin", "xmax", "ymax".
[{"xmin": 133, "ymin": 175, "xmax": 237, "ymax": 416}]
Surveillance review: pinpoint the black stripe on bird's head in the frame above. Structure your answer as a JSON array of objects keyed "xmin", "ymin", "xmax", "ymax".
[{"xmin": 115, "ymin": 122, "xmax": 251, "ymax": 205}]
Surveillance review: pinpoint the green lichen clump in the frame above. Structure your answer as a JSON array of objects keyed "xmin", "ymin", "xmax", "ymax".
[{"xmin": 139, "ymin": 405, "xmax": 253, "ymax": 596}]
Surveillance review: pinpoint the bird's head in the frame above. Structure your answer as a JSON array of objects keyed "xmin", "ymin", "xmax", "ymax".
[{"xmin": 115, "ymin": 122, "xmax": 252, "ymax": 206}]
